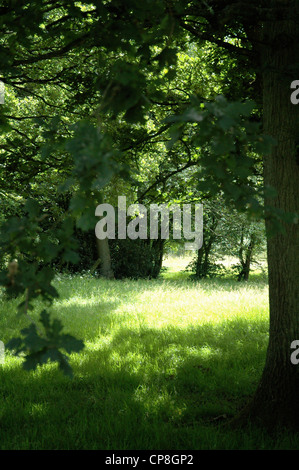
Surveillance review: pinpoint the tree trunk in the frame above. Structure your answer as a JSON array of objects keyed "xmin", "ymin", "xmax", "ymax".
[
  {"xmin": 235, "ymin": 3, "xmax": 299, "ymax": 429},
  {"xmin": 195, "ymin": 215, "xmax": 217, "ymax": 278},
  {"xmin": 202, "ymin": 243, "xmax": 212, "ymax": 277},
  {"xmin": 237, "ymin": 231, "xmax": 255, "ymax": 281},
  {"xmin": 96, "ymin": 237, "xmax": 114, "ymax": 279},
  {"xmin": 242, "ymin": 236, "xmax": 254, "ymax": 281},
  {"xmin": 195, "ymin": 248, "xmax": 204, "ymax": 278},
  {"xmin": 151, "ymin": 238, "xmax": 165, "ymax": 278}
]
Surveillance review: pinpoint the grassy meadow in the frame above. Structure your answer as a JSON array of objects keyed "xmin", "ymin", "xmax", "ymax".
[{"xmin": 0, "ymin": 255, "xmax": 298, "ymax": 449}]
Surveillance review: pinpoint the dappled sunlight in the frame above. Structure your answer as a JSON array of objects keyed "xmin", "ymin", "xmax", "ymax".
[
  {"xmin": 0, "ymin": 309, "xmax": 271, "ymax": 449},
  {"xmin": 56, "ymin": 296, "xmax": 100, "ymax": 307},
  {"xmin": 0, "ymin": 271, "xmax": 272, "ymax": 449}
]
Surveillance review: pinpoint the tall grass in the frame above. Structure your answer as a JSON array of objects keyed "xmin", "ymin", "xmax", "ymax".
[{"xmin": 0, "ymin": 257, "xmax": 298, "ymax": 449}]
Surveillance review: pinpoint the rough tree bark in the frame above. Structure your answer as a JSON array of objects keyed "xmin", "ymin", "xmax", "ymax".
[{"xmin": 235, "ymin": 1, "xmax": 299, "ymax": 428}]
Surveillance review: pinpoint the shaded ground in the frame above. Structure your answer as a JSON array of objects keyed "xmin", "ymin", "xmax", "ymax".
[{"xmin": 1, "ymin": 259, "xmax": 297, "ymax": 449}]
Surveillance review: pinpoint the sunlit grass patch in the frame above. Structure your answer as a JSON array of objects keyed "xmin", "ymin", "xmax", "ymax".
[{"xmin": 0, "ymin": 264, "xmax": 298, "ymax": 449}]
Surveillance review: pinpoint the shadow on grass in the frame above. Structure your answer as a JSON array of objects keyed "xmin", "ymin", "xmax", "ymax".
[
  {"xmin": 160, "ymin": 269, "xmax": 268, "ymax": 287},
  {"xmin": 0, "ymin": 313, "xmax": 277, "ymax": 450}
]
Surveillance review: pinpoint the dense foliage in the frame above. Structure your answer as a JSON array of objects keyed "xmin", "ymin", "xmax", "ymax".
[{"xmin": 0, "ymin": 0, "xmax": 298, "ymax": 430}]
